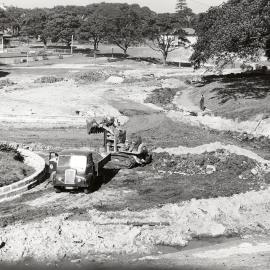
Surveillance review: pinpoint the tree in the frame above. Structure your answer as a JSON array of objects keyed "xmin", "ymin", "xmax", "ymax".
[
  {"xmin": 21, "ymin": 8, "xmax": 49, "ymax": 47},
  {"xmin": 78, "ymin": 12, "xmax": 108, "ymax": 55},
  {"xmin": 0, "ymin": 9, "xmax": 12, "ymax": 32},
  {"xmin": 176, "ymin": 0, "xmax": 187, "ymax": 12},
  {"xmin": 145, "ymin": 13, "xmax": 188, "ymax": 65},
  {"xmin": 95, "ymin": 3, "xmax": 154, "ymax": 56},
  {"xmin": 175, "ymin": 2, "xmax": 196, "ymax": 28},
  {"xmin": 45, "ymin": 11, "xmax": 81, "ymax": 47},
  {"xmin": 191, "ymin": 0, "xmax": 270, "ymax": 68},
  {"xmin": 5, "ymin": 7, "xmax": 26, "ymax": 36}
]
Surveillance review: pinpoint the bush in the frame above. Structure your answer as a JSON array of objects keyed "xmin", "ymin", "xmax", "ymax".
[
  {"xmin": 0, "ymin": 79, "xmax": 15, "ymax": 89},
  {"xmin": 34, "ymin": 76, "xmax": 64, "ymax": 84},
  {"xmin": 0, "ymin": 143, "xmax": 24, "ymax": 162},
  {"xmin": 73, "ymin": 70, "xmax": 110, "ymax": 83},
  {"xmin": 145, "ymin": 87, "xmax": 179, "ymax": 106}
]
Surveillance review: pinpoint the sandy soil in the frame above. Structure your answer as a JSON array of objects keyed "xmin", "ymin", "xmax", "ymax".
[{"xmin": 0, "ymin": 56, "xmax": 270, "ymax": 268}]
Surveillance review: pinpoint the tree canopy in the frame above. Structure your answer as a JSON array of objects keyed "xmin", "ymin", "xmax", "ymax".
[
  {"xmin": 78, "ymin": 12, "xmax": 108, "ymax": 53},
  {"xmin": 145, "ymin": 13, "xmax": 188, "ymax": 65},
  {"xmin": 45, "ymin": 10, "xmax": 81, "ymax": 47},
  {"xmin": 21, "ymin": 8, "xmax": 49, "ymax": 45},
  {"xmin": 191, "ymin": 0, "xmax": 270, "ymax": 68},
  {"xmin": 93, "ymin": 3, "xmax": 155, "ymax": 55},
  {"xmin": 176, "ymin": 0, "xmax": 188, "ymax": 12}
]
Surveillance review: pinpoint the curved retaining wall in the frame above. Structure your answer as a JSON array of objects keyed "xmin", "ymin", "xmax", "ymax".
[{"xmin": 0, "ymin": 148, "xmax": 46, "ymax": 202}]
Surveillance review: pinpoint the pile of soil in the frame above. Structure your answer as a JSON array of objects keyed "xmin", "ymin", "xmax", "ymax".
[
  {"xmin": 152, "ymin": 150, "xmax": 257, "ymax": 176},
  {"xmin": 73, "ymin": 70, "xmax": 111, "ymax": 83},
  {"xmin": 145, "ymin": 87, "xmax": 179, "ymax": 106},
  {"xmin": 34, "ymin": 76, "xmax": 64, "ymax": 84},
  {"xmin": 222, "ymin": 130, "xmax": 270, "ymax": 151},
  {"xmin": 0, "ymin": 79, "xmax": 15, "ymax": 89}
]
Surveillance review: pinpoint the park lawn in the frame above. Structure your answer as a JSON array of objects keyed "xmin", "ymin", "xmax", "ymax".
[
  {"xmin": 0, "ymin": 151, "xmax": 34, "ymax": 187},
  {"xmin": 190, "ymin": 71, "xmax": 270, "ymax": 121}
]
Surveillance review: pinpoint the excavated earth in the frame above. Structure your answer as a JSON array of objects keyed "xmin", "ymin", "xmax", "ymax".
[{"xmin": 0, "ymin": 56, "xmax": 269, "ymax": 269}]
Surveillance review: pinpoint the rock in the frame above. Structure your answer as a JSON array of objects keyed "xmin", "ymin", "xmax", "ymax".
[
  {"xmin": 206, "ymin": 165, "xmax": 216, "ymax": 174},
  {"xmin": 106, "ymin": 76, "xmax": 124, "ymax": 84},
  {"xmin": 70, "ymin": 259, "xmax": 81, "ymax": 264},
  {"xmin": 190, "ymin": 111, "xmax": 198, "ymax": 117},
  {"xmin": 251, "ymin": 168, "xmax": 258, "ymax": 175}
]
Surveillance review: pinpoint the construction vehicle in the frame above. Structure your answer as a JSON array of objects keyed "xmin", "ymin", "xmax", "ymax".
[
  {"xmin": 86, "ymin": 117, "xmax": 152, "ymax": 168},
  {"xmin": 86, "ymin": 117, "xmax": 127, "ymax": 153},
  {"xmin": 49, "ymin": 149, "xmax": 111, "ymax": 193},
  {"xmin": 48, "ymin": 116, "xmax": 152, "ymax": 193}
]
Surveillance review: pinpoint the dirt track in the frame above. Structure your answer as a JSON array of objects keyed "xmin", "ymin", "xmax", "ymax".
[{"xmin": 0, "ymin": 56, "xmax": 270, "ymax": 268}]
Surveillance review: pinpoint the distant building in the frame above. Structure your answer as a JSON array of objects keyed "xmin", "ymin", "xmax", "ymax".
[
  {"xmin": 163, "ymin": 28, "xmax": 197, "ymax": 48},
  {"xmin": 0, "ymin": 31, "xmax": 12, "ymax": 53},
  {"xmin": 0, "ymin": 2, "xmax": 7, "ymax": 10},
  {"xmin": 182, "ymin": 28, "xmax": 197, "ymax": 45}
]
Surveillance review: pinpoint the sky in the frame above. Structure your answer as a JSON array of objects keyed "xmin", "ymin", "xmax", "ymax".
[{"xmin": 2, "ymin": 0, "xmax": 226, "ymax": 13}]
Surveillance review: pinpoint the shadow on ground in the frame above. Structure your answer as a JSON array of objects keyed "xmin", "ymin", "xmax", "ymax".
[
  {"xmin": 0, "ymin": 69, "xmax": 9, "ymax": 78},
  {"xmin": 201, "ymin": 71, "xmax": 270, "ymax": 104},
  {"xmin": 0, "ymin": 263, "xmax": 226, "ymax": 270}
]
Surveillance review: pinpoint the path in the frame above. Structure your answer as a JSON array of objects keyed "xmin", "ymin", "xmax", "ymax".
[
  {"xmin": 174, "ymin": 86, "xmax": 201, "ymax": 112},
  {"xmin": 137, "ymin": 235, "xmax": 270, "ymax": 270}
]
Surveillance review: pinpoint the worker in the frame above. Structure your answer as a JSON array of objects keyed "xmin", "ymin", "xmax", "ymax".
[
  {"xmin": 128, "ymin": 135, "xmax": 142, "ymax": 152},
  {"xmin": 200, "ymin": 94, "xmax": 206, "ymax": 111},
  {"xmin": 127, "ymin": 136, "xmax": 152, "ymax": 168}
]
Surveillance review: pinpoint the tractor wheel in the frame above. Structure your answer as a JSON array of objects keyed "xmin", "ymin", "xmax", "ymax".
[
  {"xmin": 84, "ymin": 188, "xmax": 91, "ymax": 194},
  {"xmin": 127, "ymin": 157, "xmax": 137, "ymax": 169}
]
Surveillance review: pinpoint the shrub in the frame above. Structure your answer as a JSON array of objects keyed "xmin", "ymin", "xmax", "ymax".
[
  {"xmin": 34, "ymin": 76, "xmax": 64, "ymax": 84},
  {"xmin": 0, "ymin": 79, "xmax": 15, "ymax": 89},
  {"xmin": 145, "ymin": 87, "xmax": 179, "ymax": 106},
  {"xmin": 73, "ymin": 70, "xmax": 110, "ymax": 83}
]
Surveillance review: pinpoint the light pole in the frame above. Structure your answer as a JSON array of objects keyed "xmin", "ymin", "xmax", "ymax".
[{"xmin": 71, "ymin": 35, "xmax": 74, "ymax": 55}]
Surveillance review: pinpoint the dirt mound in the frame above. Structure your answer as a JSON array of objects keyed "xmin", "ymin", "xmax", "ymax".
[
  {"xmin": 145, "ymin": 88, "xmax": 179, "ymax": 107},
  {"xmin": 34, "ymin": 76, "xmax": 64, "ymax": 84},
  {"xmin": 73, "ymin": 70, "xmax": 111, "ymax": 83},
  {"xmin": 0, "ymin": 79, "xmax": 15, "ymax": 89},
  {"xmin": 152, "ymin": 150, "xmax": 257, "ymax": 176}
]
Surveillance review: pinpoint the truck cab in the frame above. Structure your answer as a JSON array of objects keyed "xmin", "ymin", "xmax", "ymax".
[{"xmin": 49, "ymin": 150, "xmax": 111, "ymax": 193}]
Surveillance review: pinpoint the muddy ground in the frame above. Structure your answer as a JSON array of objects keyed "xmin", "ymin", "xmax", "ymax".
[{"xmin": 0, "ymin": 55, "xmax": 270, "ymax": 269}]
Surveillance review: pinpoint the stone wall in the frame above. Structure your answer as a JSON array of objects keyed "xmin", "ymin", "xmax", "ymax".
[{"xmin": 0, "ymin": 148, "xmax": 46, "ymax": 202}]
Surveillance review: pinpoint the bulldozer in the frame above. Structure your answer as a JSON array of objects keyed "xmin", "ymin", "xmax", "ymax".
[
  {"xmin": 48, "ymin": 116, "xmax": 152, "ymax": 193},
  {"xmin": 86, "ymin": 117, "xmax": 152, "ymax": 168}
]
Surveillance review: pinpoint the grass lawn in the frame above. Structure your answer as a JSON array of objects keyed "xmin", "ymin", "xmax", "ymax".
[
  {"xmin": 0, "ymin": 151, "xmax": 35, "ymax": 187},
  {"xmin": 190, "ymin": 71, "xmax": 270, "ymax": 121}
]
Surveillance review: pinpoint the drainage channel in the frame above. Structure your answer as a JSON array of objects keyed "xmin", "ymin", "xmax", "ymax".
[{"xmin": 156, "ymin": 235, "xmax": 242, "ymax": 255}]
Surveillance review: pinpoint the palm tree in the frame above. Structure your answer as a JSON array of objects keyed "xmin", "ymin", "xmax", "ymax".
[{"xmin": 176, "ymin": 0, "xmax": 187, "ymax": 12}]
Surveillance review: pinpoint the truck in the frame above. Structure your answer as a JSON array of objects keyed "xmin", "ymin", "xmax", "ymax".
[{"xmin": 49, "ymin": 149, "xmax": 111, "ymax": 193}]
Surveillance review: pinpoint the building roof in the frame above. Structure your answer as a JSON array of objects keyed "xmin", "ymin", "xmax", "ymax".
[
  {"xmin": 182, "ymin": 28, "xmax": 196, "ymax": 36},
  {"xmin": 0, "ymin": 32, "xmax": 12, "ymax": 38}
]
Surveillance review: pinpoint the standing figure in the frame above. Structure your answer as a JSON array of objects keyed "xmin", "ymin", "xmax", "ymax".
[{"xmin": 200, "ymin": 94, "xmax": 206, "ymax": 111}]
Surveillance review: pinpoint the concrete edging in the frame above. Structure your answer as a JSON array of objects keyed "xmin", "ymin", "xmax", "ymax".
[{"xmin": 0, "ymin": 148, "xmax": 46, "ymax": 202}]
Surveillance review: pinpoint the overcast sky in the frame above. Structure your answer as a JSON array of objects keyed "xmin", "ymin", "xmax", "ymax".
[{"xmin": 2, "ymin": 0, "xmax": 226, "ymax": 13}]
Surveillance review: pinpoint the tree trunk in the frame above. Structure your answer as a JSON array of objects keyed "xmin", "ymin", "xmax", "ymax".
[
  {"xmin": 43, "ymin": 40, "xmax": 47, "ymax": 50},
  {"xmin": 162, "ymin": 52, "xmax": 168, "ymax": 65},
  {"xmin": 93, "ymin": 40, "xmax": 99, "ymax": 59}
]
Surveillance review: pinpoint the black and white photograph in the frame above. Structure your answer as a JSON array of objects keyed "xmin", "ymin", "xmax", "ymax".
[{"xmin": 0, "ymin": 0, "xmax": 269, "ymax": 269}]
